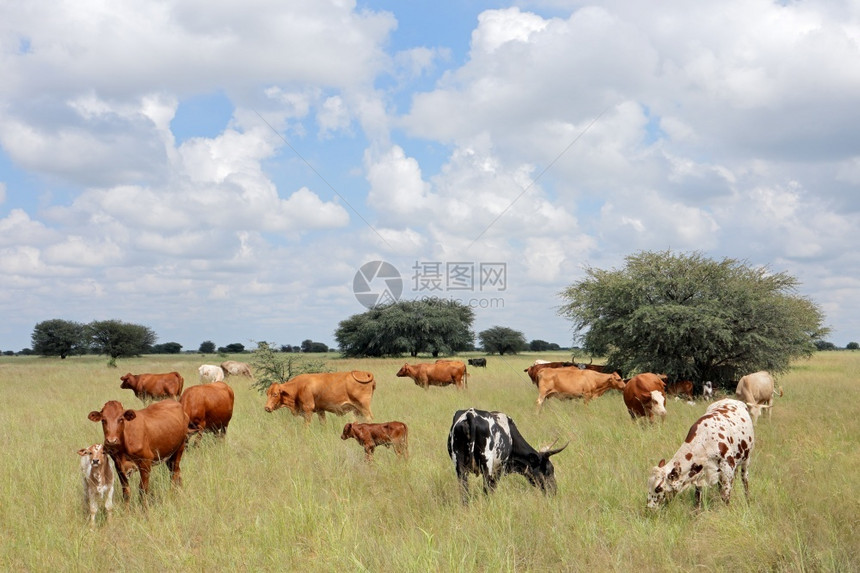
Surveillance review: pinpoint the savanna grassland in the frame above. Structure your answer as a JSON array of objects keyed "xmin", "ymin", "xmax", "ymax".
[{"xmin": 1, "ymin": 351, "xmax": 858, "ymax": 572}]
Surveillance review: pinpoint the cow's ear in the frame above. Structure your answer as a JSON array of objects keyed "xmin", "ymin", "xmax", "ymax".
[
  {"xmin": 657, "ymin": 458, "xmax": 666, "ymax": 468},
  {"xmin": 88, "ymin": 411, "xmax": 102, "ymax": 422},
  {"xmin": 77, "ymin": 448, "xmax": 87, "ymax": 456},
  {"xmin": 123, "ymin": 410, "xmax": 137, "ymax": 421}
]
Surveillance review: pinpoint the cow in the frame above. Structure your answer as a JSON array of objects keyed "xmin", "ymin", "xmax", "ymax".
[
  {"xmin": 666, "ymin": 380, "xmax": 694, "ymax": 400},
  {"xmin": 447, "ymin": 408, "xmax": 567, "ymax": 503},
  {"xmin": 77, "ymin": 443, "xmax": 115, "ymax": 526},
  {"xmin": 197, "ymin": 364, "xmax": 224, "ymax": 383},
  {"xmin": 88, "ymin": 400, "xmax": 189, "ymax": 502},
  {"xmin": 120, "ymin": 372, "xmax": 184, "ymax": 403},
  {"xmin": 396, "ymin": 361, "xmax": 467, "ymax": 390},
  {"xmin": 523, "ymin": 361, "xmax": 575, "ymax": 385},
  {"xmin": 221, "ymin": 360, "xmax": 253, "ymax": 378},
  {"xmin": 647, "ymin": 398, "xmax": 754, "ymax": 510},
  {"xmin": 467, "ymin": 358, "xmax": 487, "ymax": 368},
  {"xmin": 735, "ymin": 371, "xmax": 781, "ymax": 423},
  {"xmin": 341, "ymin": 422, "xmax": 409, "ymax": 461},
  {"xmin": 180, "ymin": 382, "xmax": 235, "ymax": 440},
  {"xmin": 702, "ymin": 381, "xmax": 714, "ymax": 401},
  {"xmin": 264, "ymin": 370, "xmax": 375, "ymax": 425},
  {"xmin": 622, "ymin": 373, "xmax": 667, "ymax": 421},
  {"xmin": 535, "ymin": 368, "xmax": 626, "ymax": 410}
]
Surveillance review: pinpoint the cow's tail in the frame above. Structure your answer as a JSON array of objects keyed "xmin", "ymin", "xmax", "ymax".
[{"xmin": 464, "ymin": 367, "xmax": 469, "ymax": 389}]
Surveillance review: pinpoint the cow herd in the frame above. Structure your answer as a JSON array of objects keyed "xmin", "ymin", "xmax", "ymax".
[{"xmin": 78, "ymin": 357, "xmax": 783, "ymax": 526}]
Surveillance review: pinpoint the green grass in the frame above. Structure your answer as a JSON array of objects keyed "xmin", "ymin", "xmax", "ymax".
[{"xmin": 1, "ymin": 352, "xmax": 858, "ymax": 571}]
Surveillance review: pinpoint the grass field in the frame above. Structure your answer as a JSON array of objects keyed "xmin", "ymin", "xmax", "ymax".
[{"xmin": 1, "ymin": 351, "xmax": 858, "ymax": 571}]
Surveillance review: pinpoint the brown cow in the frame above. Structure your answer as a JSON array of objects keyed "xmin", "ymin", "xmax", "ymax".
[
  {"xmin": 536, "ymin": 368, "xmax": 626, "ymax": 410},
  {"xmin": 666, "ymin": 380, "xmax": 694, "ymax": 400},
  {"xmin": 180, "ymin": 382, "xmax": 235, "ymax": 440},
  {"xmin": 396, "ymin": 361, "xmax": 467, "ymax": 389},
  {"xmin": 221, "ymin": 360, "xmax": 253, "ymax": 378},
  {"xmin": 524, "ymin": 361, "xmax": 575, "ymax": 385},
  {"xmin": 341, "ymin": 421, "xmax": 409, "ymax": 461},
  {"xmin": 120, "ymin": 372, "xmax": 184, "ymax": 403},
  {"xmin": 88, "ymin": 400, "xmax": 189, "ymax": 502},
  {"xmin": 623, "ymin": 373, "xmax": 668, "ymax": 421},
  {"xmin": 264, "ymin": 370, "xmax": 375, "ymax": 425}
]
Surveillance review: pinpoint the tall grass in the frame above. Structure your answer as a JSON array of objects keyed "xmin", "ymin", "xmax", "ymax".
[{"xmin": 0, "ymin": 352, "xmax": 857, "ymax": 571}]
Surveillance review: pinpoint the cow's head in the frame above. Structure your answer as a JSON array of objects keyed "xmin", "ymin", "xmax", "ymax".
[
  {"xmin": 608, "ymin": 372, "xmax": 626, "ymax": 390},
  {"xmin": 264, "ymin": 383, "xmax": 296, "ymax": 413},
  {"xmin": 395, "ymin": 364, "xmax": 412, "ymax": 377},
  {"xmin": 521, "ymin": 442, "xmax": 568, "ymax": 495},
  {"xmin": 88, "ymin": 401, "xmax": 136, "ymax": 448},
  {"xmin": 341, "ymin": 423, "xmax": 354, "ymax": 440},
  {"xmin": 77, "ymin": 443, "xmax": 107, "ymax": 468},
  {"xmin": 744, "ymin": 402, "xmax": 769, "ymax": 423},
  {"xmin": 650, "ymin": 390, "xmax": 667, "ymax": 418},
  {"xmin": 647, "ymin": 458, "xmax": 683, "ymax": 509},
  {"xmin": 119, "ymin": 373, "xmax": 134, "ymax": 390}
]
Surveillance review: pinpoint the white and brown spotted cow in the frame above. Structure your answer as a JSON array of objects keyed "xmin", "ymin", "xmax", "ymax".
[{"xmin": 647, "ymin": 398, "xmax": 754, "ymax": 509}]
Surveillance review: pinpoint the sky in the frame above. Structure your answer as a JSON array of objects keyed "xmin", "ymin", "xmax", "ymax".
[{"xmin": 1, "ymin": 0, "xmax": 860, "ymax": 353}]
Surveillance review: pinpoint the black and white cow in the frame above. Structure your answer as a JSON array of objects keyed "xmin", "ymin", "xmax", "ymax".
[{"xmin": 447, "ymin": 408, "xmax": 567, "ymax": 502}]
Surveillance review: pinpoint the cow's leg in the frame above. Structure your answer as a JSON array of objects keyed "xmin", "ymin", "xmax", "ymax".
[
  {"xmin": 86, "ymin": 490, "xmax": 98, "ymax": 527},
  {"xmin": 364, "ymin": 444, "xmax": 375, "ymax": 462},
  {"xmin": 111, "ymin": 454, "xmax": 132, "ymax": 503},
  {"xmin": 166, "ymin": 444, "xmax": 185, "ymax": 489},
  {"xmin": 137, "ymin": 460, "xmax": 153, "ymax": 503},
  {"xmin": 456, "ymin": 466, "xmax": 470, "ymax": 503},
  {"xmin": 739, "ymin": 459, "xmax": 751, "ymax": 501},
  {"xmin": 694, "ymin": 486, "xmax": 703, "ymax": 509},
  {"xmin": 315, "ymin": 410, "xmax": 326, "ymax": 425},
  {"xmin": 104, "ymin": 485, "xmax": 114, "ymax": 522},
  {"xmin": 718, "ymin": 465, "xmax": 735, "ymax": 504}
]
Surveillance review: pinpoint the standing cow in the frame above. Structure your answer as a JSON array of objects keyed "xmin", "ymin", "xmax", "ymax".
[
  {"xmin": 396, "ymin": 361, "xmax": 467, "ymax": 390},
  {"xmin": 88, "ymin": 400, "xmax": 189, "ymax": 502},
  {"xmin": 467, "ymin": 358, "xmax": 487, "ymax": 368},
  {"xmin": 447, "ymin": 408, "xmax": 567, "ymax": 502},
  {"xmin": 735, "ymin": 371, "xmax": 781, "ymax": 423},
  {"xmin": 623, "ymin": 373, "xmax": 667, "ymax": 421},
  {"xmin": 180, "ymin": 382, "xmax": 235, "ymax": 440},
  {"xmin": 198, "ymin": 364, "xmax": 224, "ymax": 383},
  {"xmin": 341, "ymin": 422, "xmax": 409, "ymax": 461},
  {"xmin": 221, "ymin": 360, "xmax": 253, "ymax": 378},
  {"xmin": 535, "ymin": 368, "xmax": 625, "ymax": 410},
  {"xmin": 264, "ymin": 370, "xmax": 375, "ymax": 425},
  {"xmin": 647, "ymin": 399, "xmax": 755, "ymax": 509},
  {"xmin": 77, "ymin": 443, "xmax": 115, "ymax": 526},
  {"xmin": 120, "ymin": 372, "xmax": 184, "ymax": 403}
]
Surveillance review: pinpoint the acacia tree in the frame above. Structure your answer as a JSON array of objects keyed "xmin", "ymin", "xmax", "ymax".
[
  {"xmin": 335, "ymin": 298, "xmax": 475, "ymax": 357},
  {"xmin": 88, "ymin": 320, "xmax": 157, "ymax": 360},
  {"xmin": 558, "ymin": 250, "xmax": 828, "ymax": 387},
  {"xmin": 31, "ymin": 319, "xmax": 87, "ymax": 358},
  {"xmin": 479, "ymin": 326, "xmax": 528, "ymax": 355}
]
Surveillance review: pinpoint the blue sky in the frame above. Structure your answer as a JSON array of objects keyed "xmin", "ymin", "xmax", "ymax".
[{"xmin": 1, "ymin": 0, "xmax": 860, "ymax": 353}]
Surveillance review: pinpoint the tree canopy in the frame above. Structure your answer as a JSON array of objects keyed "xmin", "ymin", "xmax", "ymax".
[
  {"xmin": 31, "ymin": 319, "xmax": 87, "ymax": 358},
  {"xmin": 88, "ymin": 320, "xmax": 157, "ymax": 359},
  {"xmin": 479, "ymin": 326, "xmax": 528, "ymax": 355},
  {"xmin": 558, "ymin": 250, "xmax": 828, "ymax": 386},
  {"xmin": 335, "ymin": 298, "xmax": 475, "ymax": 357}
]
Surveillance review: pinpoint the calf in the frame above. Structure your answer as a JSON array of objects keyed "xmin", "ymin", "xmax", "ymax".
[
  {"xmin": 702, "ymin": 381, "xmax": 714, "ymax": 401},
  {"xmin": 666, "ymin": 380, "xmax": 694, "ymax": 400},
  {"xmin": 77, "ymin": 443, "xmax": 115, "ymax": 526},
  {"xmin": 341, "ymin": 422, "xmax": 409, "ymax": 461},
  {"xmin": 647, "ymin": 398, "xmax": 754, "ymax": 510},
  {"xmin": 447, "ymin": 408, "xmax": 567, "ymax": 503}
]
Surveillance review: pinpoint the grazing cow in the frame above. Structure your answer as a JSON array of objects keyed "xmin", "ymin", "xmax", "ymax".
[
  {"xmin": 341, "ymin": 422, "xmax": 409, "ymax": 461},
  {"xmin": 523, "ymin": 361, "xmax": 575, "ymax": 385},
  {"xmin": 647, "ymin": 398, "xmax": 754, "ymax": 509},
  {"xmin": 197, "ymin": 364, "xmax": 224, "ymax": 383},
  {"xmin": 467, "ymin": 357, "xmax": 487, "ymax": 368},
  {"xmin": 88, "ymin": 400, "xmax": 189, "ymax": 502},
  {"xmin": 120, "ymin": 372, "xmax": 184, "ymax": 403},
  {"xmin": 264, "ymin": 370, "xmax": 375, "ymax": 425},
  {"xmin": 180, "ymin": 382, "xmax": 235, "ymax": 440},
  {"xmin": 221, "ymin": 360, "xmax": 253, "ymax": 378},
  {"xmin": 702, "ymin": 381, "xmax": 714, "ymax": 401},
  {"xmin": 666, "ymin": 380, "xmax": 694, "ymax": 400},
  {"xmin": 447, "ymin": 408, "xmax": 567, "ymax": 502},
  {"xmin": 396, "ymin": 361, "xmax": 467, "ymax": 390},
  {"xmin": 535, "ymin": 368, "xmax": 626, "ymax": 410},
  {"xmin": 735, "ymin": 371, "xmax": 781, "ymax": 423},
  {"xmin": 623, "ymin": 373, "xmax": 667, "ymax": 421},
  {"xmin": 77, "ymin": 443, "xmax": 115, "ymax": 526}
]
